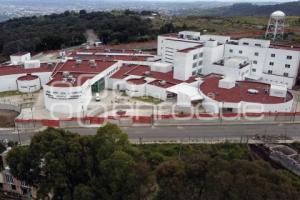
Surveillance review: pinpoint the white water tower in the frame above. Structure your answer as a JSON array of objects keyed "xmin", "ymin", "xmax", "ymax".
[{"xmin": 265, "ymin": 10, "xmax": 286, "ymax": 41}]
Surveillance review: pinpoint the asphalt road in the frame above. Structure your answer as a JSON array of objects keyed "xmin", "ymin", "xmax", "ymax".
[{"xmin": 1, "ymin": 123, "xmax": 300, "ymax": 143}]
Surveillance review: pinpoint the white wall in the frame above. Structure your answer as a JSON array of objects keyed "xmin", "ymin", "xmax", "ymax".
[
  {"xmin": 44, "ymin": 84, "xmax": 92, "ymax": 115},
  {"xmin": 125, "ymin": 82, "xmax": 146, "ymax": 97},
  {"xmin": 200, "ymin": 91, "xmax": 294, "ymax": 113},
  {"xmin": 159, "ymin": 37, "xmax": 201, "ymax": 64},
  {"xmin": 146, "ymin": 84, "xmax": 167, "ymax": 101},
  {"xmin": 202, "ymin": 44, "xmax": 225, "ymax": 68},
  {"xmin": 0, "ymin": 72, "xmax": 51, "ymax": 92},
  {"xmin": 17, "ymin": 78, "xmax": 41, "ymax": 93},
  {"xmin": 174, "ymin": 47, "xmax": 204, "ymax": 80},
  {"xmin": 10, "ymin": 53, "xmax": 31, "ymax": 65},
  {"xmin": 224, "ymin": 43, "xmax": 300, "ymax": 88}
]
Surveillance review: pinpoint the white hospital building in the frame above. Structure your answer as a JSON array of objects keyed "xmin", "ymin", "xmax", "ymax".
[{"xmin": 0, "ymin": 31, "xmax": 299, "ymax": 115}]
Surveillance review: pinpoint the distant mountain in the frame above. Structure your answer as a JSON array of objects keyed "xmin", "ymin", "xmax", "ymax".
[{"xmin": 189, "ymin": 1, "xmax": 300, "ymax": 16}]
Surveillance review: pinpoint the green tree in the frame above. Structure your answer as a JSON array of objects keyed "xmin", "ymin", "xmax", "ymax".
[{"xmin": 6, "ymin": 124, "xmax": 150, "ymax": 200}]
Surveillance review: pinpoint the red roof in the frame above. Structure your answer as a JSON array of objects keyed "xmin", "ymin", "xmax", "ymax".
[
  {"xmin": 200, "ymin": 75, "xmax": 293, "ymax": 104},
  {"xmin": 165, "ymin": 38, "xmax": 202, "ymax": 44},
  {"xmin": 17, "ymin": 74, "xmax": 39, "ymax": 81},
  {"xmin": 178, "ymin": 44, "xmax": 203, "ymax": 53},
  {"xmin": 148, "ymin": 80, "xmax": 175, "ymax": 88},
  {"xmin": 270, "ymin": 44, "xmax": 300, "ymax": 51},
  {"xmin": 48, "ymin": 60, "xmax": 116, "ymax": 87},
  {"xmin": 110, "ymin": 64, "xmax": 196, "ymax": 88},
  {"xmin": 69, "ymin": 54, "xmax": 152, "ymax": 61},
  {"xmin": 127, "ymin": 78, "xmax": 146, "ymax": 85},
  {"xmin": 0, "ymin": 63, "xmax": 54, "ymax": 76},
  {"xmin": 11, "ymin": 52, "xmax": 30, "ymax": 56}
]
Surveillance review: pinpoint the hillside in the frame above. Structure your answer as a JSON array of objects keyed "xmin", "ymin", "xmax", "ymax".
[
  {"xmin": 187, "ymin": 1, "xmax": 300, "ymax": 16},
  {"xmin": 0, "ymin": 10, "xmax": 157, "ymax": 57}
]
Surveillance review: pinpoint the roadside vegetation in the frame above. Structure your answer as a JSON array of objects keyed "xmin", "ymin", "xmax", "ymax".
[{"xmin": 5, "ymin": 123, "xmax": 300, "ymax": 199}]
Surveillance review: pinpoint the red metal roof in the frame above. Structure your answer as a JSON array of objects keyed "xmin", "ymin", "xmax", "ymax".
[
  {"xmin": 270, "ymin": 44, "xmax": 300, "ymax": 51},
  {"xmin": 178, "ymin": 44, "xmax": 203, "ymax": 53},
  {"xmin": 148, "ymin": 80, "xmax": 175, "ymax": 88},
  {"xmin": 200, "ymin": 75, "xmax": 293, "ymax": 104},
  {"xmin": 127, "ymin": 78, "xmax": 146, "ymax": 85},
  {"xmin": 0, "ymin": 63, "xmax": 54, "ymax": 76},
  {"xmin": 11, "ymin": 52, "xmax": 30, "ymax": 56},
  {"xmin": 110, "ymin": 64, "xmax": 196, "ymax": 88},
  {"xmin": 48, "ymin": 60, "xmax": 116, "ymax": 87},
  {"xmin": 17, "ymin": 74, "xmax": 39, "ymax": 81},
  {"xmin": 69, "ymin": 54, "xmax": 152, "ymax": 61}
]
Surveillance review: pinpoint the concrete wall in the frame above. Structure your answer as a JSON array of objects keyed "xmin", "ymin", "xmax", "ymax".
[
  {"xmin": 17, "ymin": 78, "xmax": 41, "ymax": 93},
  {"xmin": 126, "ymin": 82, "xmax": 146, "ymax": 97}
]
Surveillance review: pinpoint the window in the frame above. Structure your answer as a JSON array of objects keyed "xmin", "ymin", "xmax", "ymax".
[
  {"xmin": 252, "ymin": 68, "xmax": 256, "ymax": 72},
  {"xmin": 198, "ymin": 61, "xmax": 203, "ymax": 66},
  {"xmin": 192, "ymin": 62, "xmax": 197, "ymax": 68},
  {"xmin": 229, "ymin": 49, "xmax": 233, "ymax": 53},
  {"xmin": 239, "ymin": 50, "xmax": 243, "ymax": 54},
  {"xmin": 287, "ymin": 55, "xmax": 292, "ymax": 60},
  {"xmin": 271, "ymin": 53, "xmax": 275, "ymax": 57},
  {"xmin": 192, "ymin": 71, "xmax": 197, "ymax": 75},
  {"xmin": 269, "ymin": 62, "xmax": 274, "ymax": 66},
  {"xmin": 283, "ymin": 72, "xmax": 289, "ymax": 77},
  {"xmin": 243, "ymin": 42, "xmax": 249, "ymax": 45},
  {"xmin": 268, "ymin": 70, "xmax": 272, "ymax": 74},
  {"xmin": 254, "ymin": 52, "xmax": 259, "ymax": 56},
  {"xmin": 11, "ymin": 185, "xmax": 16, "ymax": 190},
  {"xmin": 5, "ymin": 174, "xmax": 13, "ymax": 183},
  {"xmin": 285, "ymin": 64, "xmax": 291, "ymax": 68},
  {"xmin": 198, "ymin": 69, "xmax": 202, "ymax": 74},
  {"xmin": 193, "ymin": 54, "xmax": 198, "ymax": 60},
  {"xmin": 199, "ymin": 52, "xmax": 203, "ymax": 57},
  {"xmin": 255, "ymin": 43, "xmax": 261, "ymax": 47},
  {"xmin": 253, "ymin": 60, "xmax": 257, "ymax": 64}
]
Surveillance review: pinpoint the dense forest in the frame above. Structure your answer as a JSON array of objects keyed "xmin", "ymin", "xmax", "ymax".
[
  {"xmin": 0, "ymin": 10, "xmax": 164, "ymax": 57},
  {"xmin": 6, "ymin": 124, "xmax": 300, "ymax": 200}
]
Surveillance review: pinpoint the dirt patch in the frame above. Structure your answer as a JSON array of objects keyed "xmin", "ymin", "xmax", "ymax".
[{"xmin": 0, "ymin": 109, "xmax": 19, "ymax": 127}]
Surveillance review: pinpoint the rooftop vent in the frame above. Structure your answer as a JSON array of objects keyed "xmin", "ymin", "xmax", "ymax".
[
  {"xmin": 48, "ymin": 63, "xmax": 53, "ymax": 68},
  {"xmin": 63, "ymin": 71, "xmax": 70, "ymax": 78},
  {"xmin": 76, "ymin": 59, "xmax": 82, "ymax": 66},
  {"xmin": 89, "ymin": 60, "xmax": 97, "ymax": 67},
  {"xmin": 160, "ymin": 80, "xmax": 167, "ymax": 86},
  {"xmin": 248, "ymin": 89, "xmax": 259, "ymax": 94},
  {"xmin": 144, "ymin": 71, "xmax": 151, "ymax": 76}
]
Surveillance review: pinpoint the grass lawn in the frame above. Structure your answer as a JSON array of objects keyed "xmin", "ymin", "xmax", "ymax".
[
  {"xmin": 0, "ymin": 91, "xmax": 23, "ymax": 97},
  {"xmin": 133, "ymin": 96, "xmax": 163, "ymax": 104}
]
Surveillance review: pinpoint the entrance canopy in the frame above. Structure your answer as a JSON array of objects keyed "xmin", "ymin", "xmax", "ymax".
[{"xmin": 167, "ymin": 83, "xmax": 203, "ymax": 106}]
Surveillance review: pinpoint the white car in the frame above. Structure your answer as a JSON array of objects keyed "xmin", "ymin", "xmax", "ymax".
[{"xmin": 95, "ymin": 93, "xmax": 101, "ymax": 101}]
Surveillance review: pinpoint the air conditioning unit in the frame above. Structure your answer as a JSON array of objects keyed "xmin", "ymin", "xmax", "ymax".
[
  {"xmin": 76, "ymin": 59, "xmax": 82, "ymax": 65},
  {"xmin": 63, "ymin": 71, "xmax": 70, "ymax": 78},
  {"xmin": 144, "ymin": 71, "xmax": 151, "ymax": 76},
  {"xmin": 160, "ymin": 80, "xmax": 166, "ymax": 86},
  {"xmin": 89, "ymin": 60, "xmax": 96, "ymax": 67}
]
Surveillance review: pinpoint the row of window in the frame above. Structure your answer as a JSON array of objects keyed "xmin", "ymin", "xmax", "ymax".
[
  {"xmin": 269, "ymin": 62, "xmax": 291, "ymax": 68},
  {"xmin": 192, "ymin": 61, "xmax": 203, "ymax": 68},
  {"xmin": 252, "ymin": 60, "xmax": 291, "ymax": 69},
  {"xmin": 267, "ymin": 70, "xmax": 289, "ymax": 77},
  {"xmin": 229, "ymin": 49, "xmax": 293, "ymax": 60},
  {"xmin": 242, "ymin": 42, "xmax": 262, "ymax": 47},
  {"xmin": 193, "ymin": 52, "xmax": 203, "ymax": 60}
]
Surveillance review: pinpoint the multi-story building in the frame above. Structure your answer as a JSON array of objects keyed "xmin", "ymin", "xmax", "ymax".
[{"xmin": 158, "ymin": 31, "xmax": 300, "ymax": 89}]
